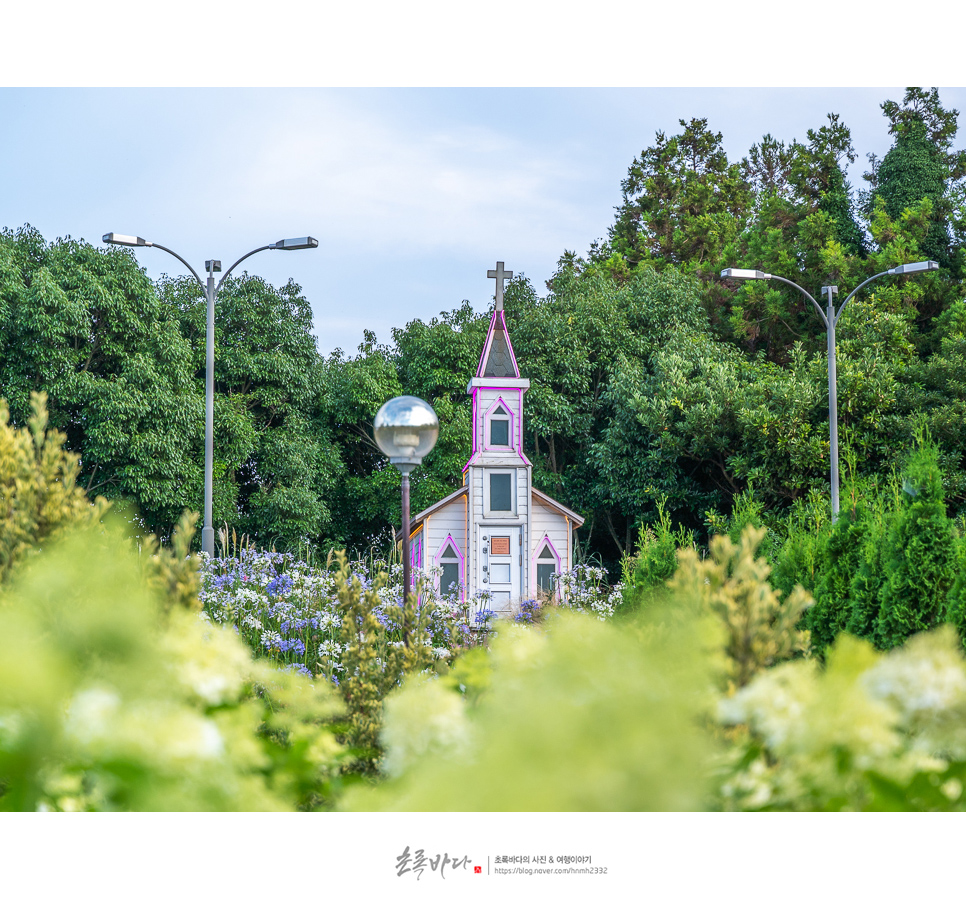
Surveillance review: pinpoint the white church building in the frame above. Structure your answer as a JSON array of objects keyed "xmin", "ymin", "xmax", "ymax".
[{"xmin": 407, "ymin": 262, "xmax": 584, "ymax": 612}]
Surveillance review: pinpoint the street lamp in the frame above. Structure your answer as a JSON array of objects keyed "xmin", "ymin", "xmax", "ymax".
[
  {"xmin": 721, "ymin": 261, "xmax": 939, "ymax": 519},
  {"xmin": 103, "ymin": 233, "xmax": 318, "ymax": 555},
  {"xmin": 373, "ymin": 396, "xmax": 439, "ymax": 612}
]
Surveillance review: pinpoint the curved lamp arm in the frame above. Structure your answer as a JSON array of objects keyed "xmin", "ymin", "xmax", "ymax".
[
  {"xmin": 148, "ymin": 242, "xmax": 206, "ymax": 291},
  {"xmin": 214, "ymin": 238, "xmax": 317, "ymax": 293},
  {"xmin": 764, "ymin": 273, "xmax": 829, "ymax": 328},
  {"xmin": 103, "ymin": 233, "xmax": 205, "ymax": 291},
  {"xmin": 215, "ymin": 245, "xmax": 273, "ymax": 296},
  {"xmin": 722, "ymin": 262, "xmax": 940, "ymax": 329},
  {"xmin": 721, "ymin": 268, "xmax": 828, "ymax": 328},
  {"xmin": 834, "ymin": 270, "xmax": 892, "ymax": 324},
  {"xmin": 104, "ymin": 234, "xmax": 317, "ymax": 296}
]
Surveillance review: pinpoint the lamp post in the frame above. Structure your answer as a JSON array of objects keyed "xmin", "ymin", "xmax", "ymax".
[
  {"xmin": 373, "ymin": 396, "xmax": 439, "ymax": 614},
  {"xmin": 721, "ymin": 261, "xmax": 939, "ymax": 520},
  {"xmin": 103, "ymin": 233, "xmax": 318, "ymax": 556}
]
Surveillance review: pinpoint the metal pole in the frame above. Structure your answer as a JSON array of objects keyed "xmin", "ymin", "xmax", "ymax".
[
  {"xmin": 202, "ymin": 266, "xmax": 216, "ymax": 557},
  {"xmin": 826, "ymin": 286, "xmax": 840, "ymax": 521},
  {"xmin": 401, "ymin": 470, "xmax": 412, "ymax": 647},
  {"xmin": 401, "ymin": 471, "xmax": 411, "ymax": 604}
]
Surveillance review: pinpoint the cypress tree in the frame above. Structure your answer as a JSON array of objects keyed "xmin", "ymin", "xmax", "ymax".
[
  {"xmin": 943, "ymin": 536, "xmax": 966, "ymax": 651},
  {"xmin": 876, "ymin": 437, "xmax": 957, "ymax": 648},
  {"xmin": 805, "ymin": 500, "xmax": 870, "ymax": 656},
  {"xmin": 876, "ymin": 121, "xmax": 950, "ymax": 265},
  {"xmin": 845, "ymin": 491, "xmax": 889, "ymax": 643},
  {"xmin": 870, "ymin": 87, "xmax": 964, "ymax": 269}
]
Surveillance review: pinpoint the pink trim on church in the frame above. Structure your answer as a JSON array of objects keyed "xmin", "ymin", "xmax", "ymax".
[
  {"xmin": 531, "ymin": 535, "xmax": 562, "ymax": 602},
  {"xmin": 476, "ymin": 309, "xmax": 521, "ymax": 378},
  {"xmin": 463, "ymin": 384, "xmax": 532, "ymax": 470},
  {"xmin": 433, "ymin": 533, "xmax": 466, "ymax": 599},
  {"xmin": 483, "ymin": 396, "xmax": 516, "ymax": 452}
]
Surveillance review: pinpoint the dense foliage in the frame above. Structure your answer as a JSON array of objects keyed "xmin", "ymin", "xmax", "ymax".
[
  {"xmin": 347, "ymin": 519, "xmax": 966, "ymax": 813},
  {"xmin": 6, "ymin": 400, "xmax": 966, "ymax": 812},
  {"xmin": 0, "ymin": 400, "xmax": 347, "ymax": 811}
]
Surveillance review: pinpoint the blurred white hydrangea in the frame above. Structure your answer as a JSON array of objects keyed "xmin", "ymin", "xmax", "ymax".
[
  {"xmin": 861, "ymin": 627, "xmax": 966, "ymax": 757},
  {"xmin": 717, "ymin": 629, "xmax": 966, "ymax": 810},
  {"xmin": 65, "ymin": 687, "xmax": 224, "ymax": 764},
  {"xmin": 380, "ymin": 676, "xmax": 473, "ymax": 778}
]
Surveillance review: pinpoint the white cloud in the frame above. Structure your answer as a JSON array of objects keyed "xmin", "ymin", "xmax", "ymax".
[{"xmin": 218, "ymin": 93, "xmax": 589, "ymax": 259}]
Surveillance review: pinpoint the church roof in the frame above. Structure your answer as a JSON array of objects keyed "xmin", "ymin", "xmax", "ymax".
[
  {"xmin": 477, "ymin": 307, "xmax": 521, "ymax": 378},
  {"xmin": 532, "ymin": 487, "xmax": 585, "ymax": 528},
  {"xmin": 409, "ymin": 485, "xmax": 468, "ymax": 530},
  {"xmin": 408, "ymin": 484, "xmax": 584, "ymax": 531}
]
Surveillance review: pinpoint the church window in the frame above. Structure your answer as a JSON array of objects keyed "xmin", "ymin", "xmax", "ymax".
[
  {"xmin": 490, "ymin": 405, "xmax": 510, "ymax": 446},
  {"xmin": 536, "ymin": 543, "xmax": 558, "ymax": 594},
  {"xmin": 489, "ymin": 473, "xmax": 513, "ymax": 512},
  {"xmin": 437, "ymin": 540, "xmax": 462, "ymax": 597}
]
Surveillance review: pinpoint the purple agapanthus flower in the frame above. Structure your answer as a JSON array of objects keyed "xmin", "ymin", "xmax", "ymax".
[
  {"xmin": 266, "ymin": 574, "xmax": 294, "ymax": 598},
  {"xmin": 283, "ymin": 663, "xmax": 312, "ymax": 677}
]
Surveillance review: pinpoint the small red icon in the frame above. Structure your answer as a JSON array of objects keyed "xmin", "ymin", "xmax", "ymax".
[{"xmin": 474, "ymin": 866, "xmax": 482, "ymax": 874}]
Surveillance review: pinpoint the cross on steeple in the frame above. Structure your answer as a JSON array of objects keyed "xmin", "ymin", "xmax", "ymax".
[{"xmin": 487, "ymin": 261, "xmax": 513, "ymax": 312}]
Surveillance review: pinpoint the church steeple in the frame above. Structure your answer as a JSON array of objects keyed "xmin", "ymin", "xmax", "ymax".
[{"xmin": 476, "ymin": 261, "xmax": 520, "ymax": 378}]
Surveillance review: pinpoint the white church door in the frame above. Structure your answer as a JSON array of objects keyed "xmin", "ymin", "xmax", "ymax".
[{"xmin": 480, "ymin": 526, "xmax": 521, "ymax": 613}]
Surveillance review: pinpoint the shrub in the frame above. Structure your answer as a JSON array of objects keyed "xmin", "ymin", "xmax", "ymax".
[
  {"xmin": 619, "ymin": 499, "xmax": 695, "ymax": 610},
  {"xmin": 718, "ymin": 627, "xmax": 966, "ymax": 811},
  {"xmin": 769, "ymin": 488, "xmax": 831, "ymax": 601},
  {"xmin": 0, "ymin": 396, "xmax": 347, "ymax": 810},
  {"xmin": 669, "ymin": 525, "xmax": 812, "ymax": 689},
  {"xmin": 876, "ymin": 437, "xmax": 957, "ymax": 649},
  {"xmin": 0, "ymin": 391, "xmax": 109, "ymax": 583},
  {"xmin": 945, "ymin": 536, "xmax": 966, "ymax": 651},
  {"xmin": 0, "ymin": 519, "xmax": 346, "ymax": 811},
  {"xmin": 345, "ymin": 611, "xmax": 716, "ymax": 811}
]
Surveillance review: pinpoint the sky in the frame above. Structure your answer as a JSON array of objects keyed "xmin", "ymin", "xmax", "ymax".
[{"xmin": 4, "ymin": 85, "xmax": 965, "ymax": 358}]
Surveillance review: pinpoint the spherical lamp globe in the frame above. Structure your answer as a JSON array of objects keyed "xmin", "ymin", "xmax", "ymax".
[{"xmin": 373, "ymin": 395, "xmax": 439, "ymax": 470}]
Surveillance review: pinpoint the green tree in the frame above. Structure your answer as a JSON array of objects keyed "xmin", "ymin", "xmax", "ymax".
[
  {"xmin": 605, "ymin": 118, "xmax": 750, "ymax": 278},
  {"xmin": 865, "ymin": 87, "xmax": 966, "ymax": 271},
  {"xmin": 895, "ymin": 301, "xmax": 966, "ymax": 508},
  {"xmin": 876, "ymin": 436, "xmax": 957, "ymax": 649},
  {"xmin": 160, "ymin": 272, "xmax": 339, "ymax": 549},
  {"xmin": 726, "ymin": 114, "xmax": 867, "ymax": 359},
  {"xmin": 788, "ymin": 113, "xmax": 867, "ymax": 257},
  {"xmin": 845, "ymin": 494, "xmax": 890, "ymax": 642},
  {"xmin": 0, "ymin": 227, "xmax": 204, "ymax": 538},
  {"xmin": 318, "ymin": 310, "xmax": 484, "ymax": 554},
  {"xmin": 392, "ymin": 300, "xmax": 486, "ymax": 513},
  {"xmin": 804, "ymin": 497, "xmax": 872, "ymax": 656}
]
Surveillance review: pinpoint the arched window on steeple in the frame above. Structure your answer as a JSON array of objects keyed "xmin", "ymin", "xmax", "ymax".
[
  {"xmin": 490, "ymin": 405, "xmax": 509, "ymax": 445},
  {"xmin": 483, "ymin": 397, "xmax": 515, "ymax": 452}
]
